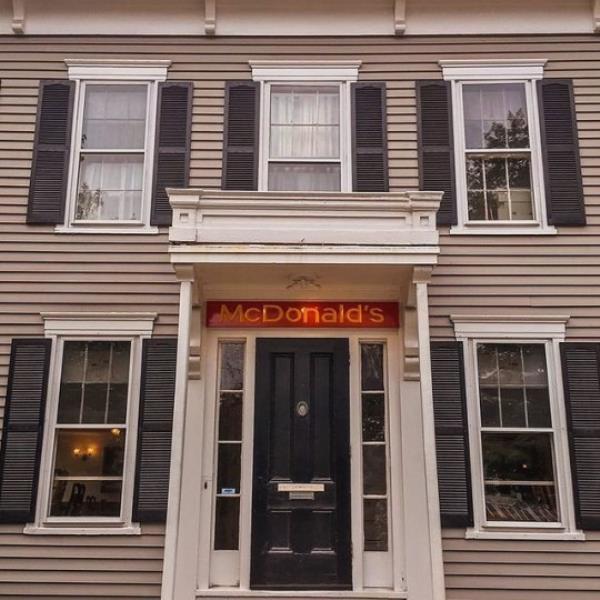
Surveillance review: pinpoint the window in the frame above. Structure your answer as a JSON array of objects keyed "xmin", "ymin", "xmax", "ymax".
[
  {"xmin": 62, "ymin": 60, "xmax": 170, "ymax": 232},
  {"xmin": 27, "ymin": 313, "xmax": 154, "ymax": 533},
  {"xmin": 477, "ymin": 343, "xmax": 557, "ymax": 523},
  {"xmin": 441, "ymin": 60, "xmax": 554, "ymax": 234},
  {"xmin": 251, "ymin": 61, "xmax": 359, "ymax": 192},
  {"xmin": 360, "ymin": 342, "xmax": 390, "ymax": 551},
  {"xmin": 453, "ymin": 316, "xmax": 580, "ymax": 538},
  {"xmin": 213, "ymin": 341, "xmax": 245, "ymax": 550}
]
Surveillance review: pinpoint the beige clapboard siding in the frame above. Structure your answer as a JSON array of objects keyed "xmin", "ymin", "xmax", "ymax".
[{"xmin": 0, "ymin": 33, "xmax": 599, "ymax": 598}]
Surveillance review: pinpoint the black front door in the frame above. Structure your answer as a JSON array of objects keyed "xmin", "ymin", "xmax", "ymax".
[{"xmin": 251, "ymin": 338, "xmax": 351, "ymax": 590}]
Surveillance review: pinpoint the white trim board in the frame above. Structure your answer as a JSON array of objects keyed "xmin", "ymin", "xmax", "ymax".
[
  {"xmin": 440, "ymin": 59, "xmax": 547, "ymax": 81},
  {"xmin": 451, "ymin": 314, "xmax": 569, "ymax": 339},
  {"xmin": 42, "ymin": 312, "xmax": 157, "ymax": 337}
]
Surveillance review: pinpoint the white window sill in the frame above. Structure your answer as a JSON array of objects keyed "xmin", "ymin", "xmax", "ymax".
[
  {"xmin": 54, "ymin": 225, "xmax": 159, "ymax": 235},
  {"xmin": 466, "ymin": 528, "xmax": 585, "ymax": 541},
  {"xmin": 450, "ymin": 223, "xmax": 557, "ymax": 236},
  {"xmin": 24, "ymin": 523, "xmax": 141, "ymax": 536},
  {"xmin": 197, "ymin": 590, "xmax": 406, "ymax": 599}
]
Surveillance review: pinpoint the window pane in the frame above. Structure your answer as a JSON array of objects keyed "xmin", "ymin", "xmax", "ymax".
[
  {"xmin": 363, "ymin": 445, "xmax": 387, "ymax": 495},
  {"xmin": 270, "ymin": 86, "xmax": 340, "ymax": 159},
  {"xmin": 362, "ymin": 393, "xmax": 385, "ymax": 442},
  {"xmin": 82, "ymin": 84, "xmax": 147, "ymax": 150},
  {"xmin": 361, "ymin": 344, "xmax": 384, "ymax": 391},
  {"xmin": 77, "ymin": 154, "xmax": 143, "ymax": 221},
  {"xmin": 463, "ymin": 83, "xmax": 529, "ymax": 150},
  {"xmin": 50, "ymin": 479, "xmax": 122, "ymax": 517},
  {"xmin": 214, "ymin": 497, "xmax": 240, "ymax": 550},
  {"xmin": 527, "ymin": 388, "xmax": 552, "ymax": 428},
  {"xmin": 482, "ymin": 432, "xmax": 554, "ymax": 482},
  {"xmin": 57, "ymin": 341, "xmax": 130, "ymax": 425},
  {"xmin": 363, "ymin": 498, "xmax": 388, "ymax": 551},
  {"xmin": 218, "ymin": 392, "xmax": 243, "ymax": 441},
  {"xmin": 268, "ymin": 163, "xmax": 341, "ymax": 192},
  {"xmin": 466, "ymin": 156, "xmax": 533, "ymax": 222},
  {"xmin": 485, "ymin": 483, "xmax": 557, "ymax": 522},
  {"xmin": 217, "ymin": 443, "xmax": 241, "ymax": 492},
  {"xmin": 219, "ymin": 342, "xmax": 244, "ymax": 390},
  {"xmin": 53, "ymin": 429, "xmax": 126, "ymax": 478},
  {"xmin": 480, "ymin": 387, "xmax": 500, "ymax": 427}
]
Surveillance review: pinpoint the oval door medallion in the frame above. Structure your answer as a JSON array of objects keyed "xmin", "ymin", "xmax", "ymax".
[{"xmin": 296, "ymin": 401, "xmax": 309, "ymax": 417}]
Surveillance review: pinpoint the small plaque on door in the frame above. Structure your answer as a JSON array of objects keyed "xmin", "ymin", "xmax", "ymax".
[{"xmin": 277, "ymin": 483, "xmax": 325, "ymax": 493}]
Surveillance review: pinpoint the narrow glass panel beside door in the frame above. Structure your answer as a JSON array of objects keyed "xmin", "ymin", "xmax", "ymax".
[
  {"xmin": 214, "ymin": 342, "xmax": 245, "ymax": 550},
  {"xmin": 360, "ymin": 343, "xmax": 390, "ymax": 552}
]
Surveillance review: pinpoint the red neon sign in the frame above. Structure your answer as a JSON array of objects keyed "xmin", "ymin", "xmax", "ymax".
[{"xmin": 206, "ymin": 301, "xmax": 399, "ymax": 329}]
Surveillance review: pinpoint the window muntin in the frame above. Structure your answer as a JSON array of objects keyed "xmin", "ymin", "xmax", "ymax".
[
  {"xmin": 476, "ymin": 343, "xmax": 558, "ymax": 523},
  {"xmin": 360, "ymin": 342, "xmax": 390, "ymax": 551},
  {"xmin": 75, "ymin": 84, "xmax": 148, "ymax": 222},
  {"xmin": 462, "ymin": 83, "xmax": 534, "ymax": 222},
  {"xmin": 267, "ymin": 85, "xmax": 342, "ymax": 192},
  {"xmin": 213, "ymin": 341, "xmax": 245, "ymax": 551},
  {"xmin": 49, "ymin": 341, "xmax": 131, "ymax": 518}
]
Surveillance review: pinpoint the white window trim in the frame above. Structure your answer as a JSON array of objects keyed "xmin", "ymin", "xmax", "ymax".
[
  {"xmin": 55, "ymin": 60, "xmax": 171, "ymax": 235},
  {"xmin": 451, "ymin": 314, "xmax": 584, "ymax": 541},
  {"xmin": 440, "ymin": 59, "xmax": 557, "ymax": 236},
  {"xmin": 250, "ymin": 61, "xmax": 360, "ymax": 193},
  {"xmin": 24, "ymin": 312, "xmax": 156, "ymax": 536}
]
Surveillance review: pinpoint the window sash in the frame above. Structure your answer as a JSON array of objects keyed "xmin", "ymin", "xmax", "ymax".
[
  {"xmin": 37, "ymin": 336, "xmax": 141, "ymax": 526},
  {"xmin": 67, "ymin": 80, "xmax": 157, "ymax": 227}
]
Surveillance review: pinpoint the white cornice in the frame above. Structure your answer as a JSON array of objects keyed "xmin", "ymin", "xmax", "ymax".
[
  {"xmin": 440, "ymin": 59, "xmax": 547, "ymax": 81},
  {"xmin": 451, "ymin": 314, "xmax": 569, "ymax": 340},
  {"xmin": 65, "ymin": 59, "xmax": 171, "ymax": 81},
  {"xmin": 42, "ymin": 312, "xmax": 157, "ymax": 337},
  {"xmin": 250, "ymin": 60, "xmax": 362, "ymax": 82}
]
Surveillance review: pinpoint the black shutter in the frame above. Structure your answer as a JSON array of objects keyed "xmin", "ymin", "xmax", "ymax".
[
  {"xmin": 351, "ymin": 82, "xmax": 389, "ymax": 192},
  {"xmin": 431, "ymin": 341, "xmax": 473, "ymax": 527},
  {"xmin": 537, "ymin": 79, "xmax": 585, "ymax": 226},
  {"xmin": 151, "ymin": 82, "xmax": 193, "ymax": 226},
  {"xmin": 0, "ymin": 339, "xmax": 51, "ymax": 523},
  {"xmin": 561, "ymin": 343, "xmax": 600, "ymax": 530},
  {"xmin": 222, "ymin": 81, "xmax": 260, "ymax": 191},
  {"xmin": 416, "ymin": 81, "xmax": 456, "ymax": 226},
  {"xmin": 27, "ymin": 80, "xmax": 75, "ymax": 224},
  {"xmin": 133, "ymin": 338, "xmax": 177, "ymax": 522}
]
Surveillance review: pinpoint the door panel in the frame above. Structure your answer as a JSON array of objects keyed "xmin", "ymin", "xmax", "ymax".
[{"xmin": 251, "ymin": 338, "xmax": 351, "ymax": 590}]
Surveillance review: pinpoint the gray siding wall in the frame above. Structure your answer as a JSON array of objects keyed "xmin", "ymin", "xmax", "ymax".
[{"xmin": 0, "ymin": 33, "xmax": 599, "ymax": 598}]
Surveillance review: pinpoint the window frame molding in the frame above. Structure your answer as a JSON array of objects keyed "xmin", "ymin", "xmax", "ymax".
[
  {"xmin": 56, "ymin": 59, "xmax": 171, "ymax": 235},
  {"xmin": 24, "ymin": 312, "xmax": 156, "ymax": 536},
  {"xmin": 440, "ymin": 59, "xmax": 557, "ymax": 236},
  {"xmin": 249, "ymin": 61, "xmax": 360, "ymax": 193},
  {"xmin": 451, "ymin": 314, "xmax": 583, "ymax": 541}
]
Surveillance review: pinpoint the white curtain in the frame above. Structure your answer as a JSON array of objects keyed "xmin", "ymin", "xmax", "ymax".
[
  {"xmin": 78, "ymin": 154, "xmax": 143, "ymax": 220},
  {"xmin": 83, "ymin": 84, "xmax": 147, "ymax": 150},
  {"xmin": 270, "ymin": 86, "xmax": 340, "ymax": 159},
  {"xmin": 268, "ymin": 163, "xmax": 340, "ymax": 192}
]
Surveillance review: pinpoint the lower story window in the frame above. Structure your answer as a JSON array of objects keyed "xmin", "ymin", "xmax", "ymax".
[
  {"xmin": 50, "ymin": 340, "xmax": 131, "ymax": 518},
  {"xmin": 476, "ymin": 343, "xmax": 558, "ymax": 524}
]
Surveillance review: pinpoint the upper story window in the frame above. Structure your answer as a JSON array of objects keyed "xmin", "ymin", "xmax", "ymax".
[
  {"xmin": 251, "ymin": 61, "xmax": 359, "ymax": 192},
  {"xmin": 440, "ymin": 60, "xmax": 558, "ymax": 235},
  {"xmin": 60, "ymin": 60, "xmax": 170, "ymax": 233}
]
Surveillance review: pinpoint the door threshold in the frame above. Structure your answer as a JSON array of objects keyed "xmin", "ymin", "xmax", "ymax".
[{"xmin": 196, "ymin": 590, "xmax": 407, "ymax": 599}]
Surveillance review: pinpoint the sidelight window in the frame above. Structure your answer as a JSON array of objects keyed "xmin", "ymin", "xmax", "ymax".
[
  {"xmin": 360, "ymin": 342, "xmax": 390, "ymax": 551},
  {"xmin": 213, "ymin": 341, "xmax": 245, "ymax": 550}
]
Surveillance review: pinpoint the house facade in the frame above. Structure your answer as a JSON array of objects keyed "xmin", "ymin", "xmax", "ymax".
[{"xmin": 1, "ymin": 1, "xmax": 600, "ymax": 599}]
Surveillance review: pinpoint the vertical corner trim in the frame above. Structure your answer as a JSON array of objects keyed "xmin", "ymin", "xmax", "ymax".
[
  {"xmin": 11, "ymin": 0, "xmax": 25, "ymax": 35},
  {"xmin": 394, "ymin": 0, "xmax": 406, "ymax": 35},
  {"xmin": 205, "ymin": 0, "xmax": 216, "ymax": 35}
]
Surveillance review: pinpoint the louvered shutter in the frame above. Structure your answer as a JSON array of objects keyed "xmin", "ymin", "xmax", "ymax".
[
  {"xmin": 561, "ymin": 343, "xmax": 600, "ymax": 529},
  {"xmin": 351, "ymin": 82, "xmax": 389, "ymax": 192},
  {"xmin": 0, "ymin": 339, "xmax": 51, "ymax": 523},
  {"xmin": 151, "ymin": 82, "xmax": 193, "ymax": 226},
  {"xmin": 416, "ymin": 81, "xmax": 456, "ymax": 226},
  {"xmin": 133, "ymin": 338, "xmax": 177, "ymax": 522},
  {"xmin": 431, "ymin": 341, "xmax": 473, "ymax": 527},
  {"xmin": 537, "ymin": 79, "xmax": 585, "ymax": 226},
  {"xmin": 27, "ymin": 80, "xmax": 75, "ymax": 224},
  {"xmin": 222, "ymin": 81, "xmax": 260, "ymax": 191}
]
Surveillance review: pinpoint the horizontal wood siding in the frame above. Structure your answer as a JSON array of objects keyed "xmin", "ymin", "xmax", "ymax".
[{"xmin": 1, "ymin": 33, "xmax": 600, "ymax": 597}]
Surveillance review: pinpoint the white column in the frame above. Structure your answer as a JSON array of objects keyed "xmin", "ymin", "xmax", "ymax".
[
  {"xmin": 415, "ymin": 267, "xmax": 446, "ymax": 600},
  {"xmin": 161, "ymin": 266, "xmax": 195, "ymax": 600}
]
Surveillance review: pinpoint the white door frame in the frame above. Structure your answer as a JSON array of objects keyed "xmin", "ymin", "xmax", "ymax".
[{"xmin": 197, "ymin": 328, "xmax": 405, "ymax": 594}]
